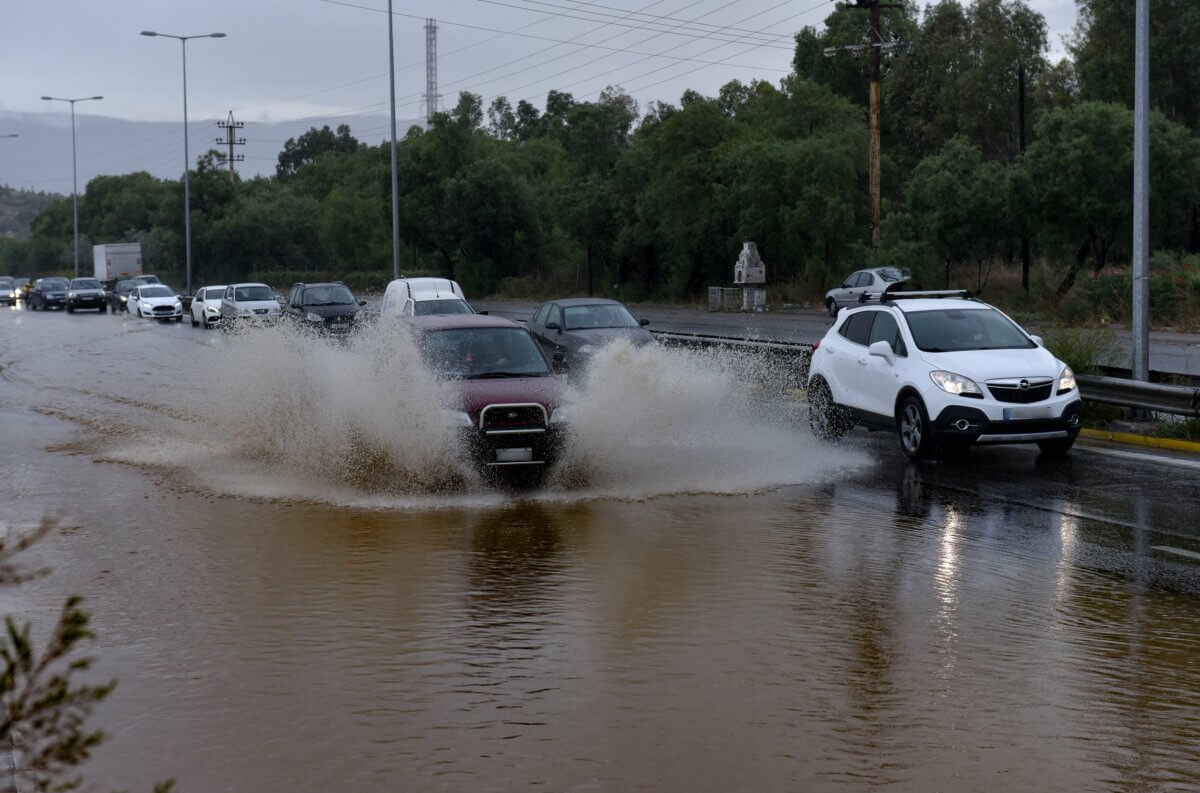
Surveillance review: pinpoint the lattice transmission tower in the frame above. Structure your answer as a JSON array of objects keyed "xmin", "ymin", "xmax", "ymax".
[{"xmin": 423, "ymin": 18, "xmax": 441, "ymax": 124}]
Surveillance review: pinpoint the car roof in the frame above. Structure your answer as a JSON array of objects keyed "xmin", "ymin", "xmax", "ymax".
[
  {"xmin": 390, "ymin": 277, "xmax": 463, "ymax": 300},
  {"xmin": 297, "ymin": 282, "xmax": 347, "ymax": 289},
  {"xmin": 408, "ymin": 314, "xmax": 522, "ymax": 332},
  {"xmin": 228, "ymin": 282, "xmax": 271, "ymax": 288},
  {"xmin": 547, "ymin": 297, "xmax": 623, "ymax": 307},
  {"xmin": 847, "ymin": 297, "xmax": 992, "ymax": 314}
]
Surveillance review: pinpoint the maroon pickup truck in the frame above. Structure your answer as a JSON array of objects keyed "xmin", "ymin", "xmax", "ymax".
[{"xmin": 411, "ymin": 314, "xmax": 571, "ymax": 471}]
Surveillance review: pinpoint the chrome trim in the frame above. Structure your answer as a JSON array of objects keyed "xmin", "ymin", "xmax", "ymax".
[
  {"xmin": 485, "ymin": 428, "xmax": 547, "ymax": 436},
  {"xmin": 985, "ymin": 378, "xmax": 1053, "ymax": 388},
  {"xmin": 478, "ymin": 403, "xmax": 548, "ymax": 430},
  {"xmin": 976, "ymin": 430, "xmax": 1068, "ymax": 443}
]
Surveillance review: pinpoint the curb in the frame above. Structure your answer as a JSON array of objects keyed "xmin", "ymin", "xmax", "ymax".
[{"xmin": 1080, "ymin": 427, "xmax": 1200, "ymax": 455}]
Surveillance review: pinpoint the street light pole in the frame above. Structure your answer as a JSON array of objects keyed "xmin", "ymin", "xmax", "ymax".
[
  {"xmin": 387, "ymin": 0, "xmax": 401, "ymax": 280},
  {"xmin": 141, "ymin": 30, "xmax": 225, "ymax": 296},
  {"xmin": 41, "ymin": 95, "xmax": 103, "ymax": 279}
]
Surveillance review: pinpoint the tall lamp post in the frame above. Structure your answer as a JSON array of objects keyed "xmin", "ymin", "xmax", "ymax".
[
  {"xmin": 40, "ymin": 96, "xmax": 103, "ymax": 279},
  {"xmin": 140, "ymin": 30, "xmax": 225, "ymax": 295}
]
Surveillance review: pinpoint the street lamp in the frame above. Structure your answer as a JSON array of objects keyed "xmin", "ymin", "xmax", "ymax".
[
  {"xmin": 41, "ymin": 95, "xmax": 103, "ymax": 279},
  {"xmin": 141, "ymin": 30, "xmax": 225, "ymax": 295}
]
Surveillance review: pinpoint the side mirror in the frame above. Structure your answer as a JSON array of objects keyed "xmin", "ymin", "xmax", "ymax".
[
  {"xmin": 1030, "ymin": 335, "xmax": 1043, "ymax": 346},
  {"xmin": 358, "ymin": 300, "xmax": 367, "ymax": 306},
  {"xmin": 867, "ymin": 340, "xmax": 896, "ymax": 365},
  {"xmin": 639, "ymin": 318, "xmax": 650, "ymax": 326},
  {"xmin": 546, "ymin": 321, "xmax": 561, "ymax": 333}
]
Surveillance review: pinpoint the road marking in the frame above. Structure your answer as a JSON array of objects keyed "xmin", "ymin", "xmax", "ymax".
[
  {"xmin": 1076, "ymin": 444, "xmax": 1200, "ymax": 472},
  {"xmin": 1151, "ymin": 546, "xmax": 1200, "ymax": 561}
]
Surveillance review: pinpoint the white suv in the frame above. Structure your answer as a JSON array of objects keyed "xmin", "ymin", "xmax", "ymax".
[
  {"xmin": 380, "ymin": 277, "xmax": 474, "ymax": 319},
  {"xmin": 807, "ymin": 292, "xmax": 1082, "ymax": 459}
]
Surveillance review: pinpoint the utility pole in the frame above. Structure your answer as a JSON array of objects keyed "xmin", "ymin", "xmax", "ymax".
[
  {"xmin": 424, "ymin": 18, "xmax": 441, "ymax": 124},
  {"xmin": 387, "ymin": 0, "xmax": 401, "ymax": 280},
  {"xmin": 824, "ymin": 1, "xmax": 906, "ymax": 251},
  {"xmin": 215, "ymin": 111, "xmax": 246, "ymax": 182},
  {"xmin": 1132, "ymin": 0, "xmax": 1150, "ymax": 383},
  {"xmin": 1018, "ymin": 63, "xmax": 1031, "ymax": 292}
]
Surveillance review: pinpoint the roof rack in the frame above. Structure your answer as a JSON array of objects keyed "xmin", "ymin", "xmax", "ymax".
[{"xmin": 858, "ymin": 289, "xmax": 974, "ymax": 304}]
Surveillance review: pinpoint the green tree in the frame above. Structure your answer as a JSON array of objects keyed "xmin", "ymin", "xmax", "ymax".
[{"xmin": 275, "ymin": 124, "xmax": 362, "ymax": 181}]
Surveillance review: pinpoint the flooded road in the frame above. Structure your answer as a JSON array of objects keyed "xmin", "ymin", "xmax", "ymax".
[{"xmin": 3, "ymin": 304, "xmax": 1200, "ymax": 792}]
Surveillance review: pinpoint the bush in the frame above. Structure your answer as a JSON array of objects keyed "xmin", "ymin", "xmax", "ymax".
[{"xmin": 1040, "ymin": 326, "xmax": 1118, "ymax": 373}]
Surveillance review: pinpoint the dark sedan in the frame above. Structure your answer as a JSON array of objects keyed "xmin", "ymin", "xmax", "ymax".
[
  {"xmin": 109, "ymin": 279, "xmax": 141, "ymax": 312},
  {"xmin": 526, "ymin": 298, "xmax": 654, "ymax": 371},
  {"xmin": 66, "ymin": 278, "xmax": 108, "ymax": 312},
  {"xmin": 29, "ymin": 278, "xmax": 71, "ymax": 310}
]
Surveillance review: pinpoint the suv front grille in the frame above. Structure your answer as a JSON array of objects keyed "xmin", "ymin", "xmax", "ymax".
[
  {"xmin": 987, "ymin": 380, "xmax": 1053, "ymax": 403},
  {"xmin": 480, "ymin": 404, "xmax": 547, "ymax": 431},
  {"xmin": 152, "ymin": 305, "xmax": 174, "ymax": 314}
]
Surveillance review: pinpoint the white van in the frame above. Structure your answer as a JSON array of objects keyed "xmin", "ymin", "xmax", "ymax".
[{"xmin": 381, "ymin": 277, "xmax": 475, "ymax": 319}]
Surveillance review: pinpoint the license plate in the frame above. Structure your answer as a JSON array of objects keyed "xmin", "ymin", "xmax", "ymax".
[
  {"xmin": 1003, "ymin": 405, "xmax": 1054, "ymax": 421},
  {"xmin": 330, "ymin": 323, "xmax": 348, "ymax": 330},
  {"xmin": 495, "ymin": 447, "xmax": 533, "ymax": 463}
]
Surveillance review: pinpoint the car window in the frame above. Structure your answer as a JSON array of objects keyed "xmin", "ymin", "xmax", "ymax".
[
  {"xmin": 413, "ymin": 299, "xmax": 472, "ymax": 316},
  {"xmin": 856, "ymin": 273, "xmax": 874, "ymax": 287},
  {"xmin": 235, "ymin": 285, "xmax": 274, "ymax": 301},
  {"xmin": 304, "ymin": 285, "xmax": 355, "ymax": 306},
  {"xmin": 532, "ymin": 304, "xmax": 549, "ymax": 327},
  {"xmin": 421, "ymin": 327, "xmax": 550, "ymax": 379},
  {"xmin": 838, "ymin": 310, "xmax": 875, "ymax": 346},
  {"xmin": 904, "ymin": 307, "xmax": 1036, "ymax": 352},
  {"xmin": 877, "ymin": 268, "xmax": 910, "ymax": 283},
  {"xmin": 867, "ymin": 310, "xmax": 907, "ymax": 356}
]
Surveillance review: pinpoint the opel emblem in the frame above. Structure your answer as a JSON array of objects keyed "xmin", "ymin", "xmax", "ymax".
[
  {"xmin": 1018, "ymin": 379, "xmax": 1030, "ymax": 390},
  {"xmin": 507, "ymin": 411, "xmax": 518, "ymax": 419}
]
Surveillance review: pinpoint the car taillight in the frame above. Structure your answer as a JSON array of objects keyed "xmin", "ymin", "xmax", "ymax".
[{"xmin": 885, "ymin": 282, "xmax": 901, "ymax": 292}]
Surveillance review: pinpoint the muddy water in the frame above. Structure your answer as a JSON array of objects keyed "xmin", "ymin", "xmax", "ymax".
[{"xmin": 2, "ymin": 306, "xmax": 1200, "ymax": 792}]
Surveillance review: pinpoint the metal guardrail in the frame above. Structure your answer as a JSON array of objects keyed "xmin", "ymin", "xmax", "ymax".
[
  {"xmin": 1076, "ymin": 373, "xmax": 1200, "ymax": 417},
  {"xmin": 651, "ymin": 331, "xmax": 1200, "ymax": 417}
]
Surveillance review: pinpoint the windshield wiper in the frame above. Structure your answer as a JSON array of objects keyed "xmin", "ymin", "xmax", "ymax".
[{"xmin": 468, "ymin": 371, "xmax": 544, "ymax": 379}]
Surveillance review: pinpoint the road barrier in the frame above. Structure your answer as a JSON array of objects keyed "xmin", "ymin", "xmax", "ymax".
[
  {"xmin": 651, "ymin": 331, "xmax": 1200, "ymax": 417},
  {"xmin": 1075, "ymin": 373, "xmax": 1200, "ymax": 417}
]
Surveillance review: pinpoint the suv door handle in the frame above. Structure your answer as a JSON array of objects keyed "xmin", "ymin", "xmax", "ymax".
[{"xmin": 858, "ymin": 358, "xmax": 868, "ymax": 366}]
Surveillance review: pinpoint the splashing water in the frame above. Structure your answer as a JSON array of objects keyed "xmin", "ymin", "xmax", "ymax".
[
  {"xmin": 185, "ymin": 323, "xmax": 476, "ymax": 495},
  {"xmin": 550, "ymin": 339, "xmax": 861, "ymax": 498},
  {"xmin": 100, "ymin": 325, "xmax": 861, "ymax": 506}
]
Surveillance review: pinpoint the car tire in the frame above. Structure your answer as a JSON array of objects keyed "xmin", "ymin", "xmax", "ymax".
[
  {"xmin": 191, "ymin": 314, "xmax": 198, "ymax": 326},
  {"xmin": 808, "ymin": 377, "xmax": 850, "ymax": 441},
  {"xmin": 98, "ymin": 304, "xmax": 106, "ymax": 313},
  {"xmin": 1037, "ymin": 437, "xmax": 1075, "ymax": 458},
  {"xmin": 826, "ymin": 298, "xmax": 838, "ymax": 317},
  {"xmin": 67, "ymin": 304, "xmax": 74, "ymax": 313},
  {"xmin": 897, "ymin": 395, "xmax": 934, "ymax": 460},
  {"xmin": 175, "ymin": 315, "xmax": 182, "ymax": 322}
]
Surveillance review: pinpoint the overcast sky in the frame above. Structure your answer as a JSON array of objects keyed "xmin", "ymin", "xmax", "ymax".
[{"xmin": 3, "ymin": 0, "xmax": 1079, "ymax": 128}]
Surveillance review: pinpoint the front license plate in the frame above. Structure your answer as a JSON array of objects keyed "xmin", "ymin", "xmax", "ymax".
[
  {"xmin": 1003, "ymin": 405, "xmax": 1054, "ymax": 421},
  {"xmin": 330, "ymin": 323, "xmax": 348, "ymax": 330},
  {"xmin": 495, "ymin": 447, "xmax": 534, "ymax": 463}
]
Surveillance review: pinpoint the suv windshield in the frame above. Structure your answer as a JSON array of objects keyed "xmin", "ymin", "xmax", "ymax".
[
  {"xmin": 42, "ymin": 279, "xmax": 69, "ymax": 290},
  {"xmin": 139, "ymin": 286, "xmax": 174, "ymax": 298},
  {"xmin": 303, "ymin": 285, "xmax": 355, "ymax": 306},
  {"xmin": 414, "ymin": 299, "xmax": 473, "ymax": 316},
  {"xmin": 563, "ymin": 304, "xmax": 638, "ymax": 330},
  {"xmin": 904, "ymin": 308, "xmax": 1035, "ymax": 352},
  {"xmin": 422, "ymin": 327, "xmax": 549, "ymax": 379},
  {"xmin": 71, "ymin": 279, "xmax": 102, "ymax": 289},
  {"xmin": 235, "ymin": 286, "xmax": 275, "ymax": 302},
  {"xmin": 877, "ymin": 268, "xmax": 910, "ymax": 283}
]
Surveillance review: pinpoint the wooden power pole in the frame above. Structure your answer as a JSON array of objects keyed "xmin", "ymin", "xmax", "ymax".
[{"xmin": 824, "ymin": 1, "xmax": 906, "ymax": 250}]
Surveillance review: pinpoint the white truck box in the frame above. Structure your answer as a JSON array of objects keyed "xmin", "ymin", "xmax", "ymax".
[{"xmin": 93, "ymin": 243, "xmax": 143, "ymax": 281}]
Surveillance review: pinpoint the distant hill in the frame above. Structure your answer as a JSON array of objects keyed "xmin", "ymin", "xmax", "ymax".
[
  {"xmin": 0, "ymin": 109, "xmax": 421, "ymax": 195},
  {"xmin": 0, "ymin": 183, "xmax": 61, "ymax": 238}
]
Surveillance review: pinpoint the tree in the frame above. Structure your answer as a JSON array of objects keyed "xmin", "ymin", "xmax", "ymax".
[
  {"xmin": 1020, "ymin": 101, "xmax": 1200, "ymax": 296},
  {"xmin": 906, "ymin": 136, "xmax": 1014, "ymax": 290},
  {"xmin": 275, "ymin": 124, "xmax": 362, "ymax": 181}
]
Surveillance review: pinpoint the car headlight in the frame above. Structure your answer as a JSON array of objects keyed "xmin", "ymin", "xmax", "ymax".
[
  {"xmin": 929, "ymin": 370, "xmax": 982, "ymax": 396},
  {"xmin": 549, "ymin": 405, "xmax": 574, "ymax": 425},
  {"xmin": 174, "ymin": 302, "xmax": 182, "ymax": 310},
  {"xmin": 239, "ymin": 307, "xmax": 251, "ymax": 316},
  {"xmin": 119, "ymin": 296, "xmax": 127, "ymax": 303},
  {"xmin": 205, "ymin": 305, "xmax": 219, "ymax": 314},
  {"xmin": 577, "ymin": 344, "xmax": 596, "ymax": 356},
  {"xmin": 306, "ymin": 312, "xmax": 323, "ymax": 322},
  {"xmin": 68, "ymin": 291, "xmax": 76, "ymax": 299},
  {"xmin": 1057, "ymin": 366, "xmax": 1076, "ymax": 393},
  {"xmin": 446, "ymin": 410, "xmax": 474, "ymax": 428}
]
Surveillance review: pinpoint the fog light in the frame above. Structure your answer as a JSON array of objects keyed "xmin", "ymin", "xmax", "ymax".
[{"xmin": 954, "ymin": 419, "xmax": 971, "ymax": 431}]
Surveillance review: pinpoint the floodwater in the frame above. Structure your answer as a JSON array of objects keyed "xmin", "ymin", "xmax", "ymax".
[{"xmin": 2, "ymin": 304, "xmax": 1200, "ymax": 793}]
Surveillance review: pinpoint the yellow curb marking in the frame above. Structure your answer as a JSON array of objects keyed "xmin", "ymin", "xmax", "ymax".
[{"xmin": 1081, "ymin": 428, "xmax": 1200, "ymax": 455}]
